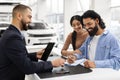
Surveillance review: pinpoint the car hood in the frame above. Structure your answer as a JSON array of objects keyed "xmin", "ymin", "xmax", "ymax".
[{"xmin": 27, "ymin": 29, "xmax": 56, "ymax": 35}]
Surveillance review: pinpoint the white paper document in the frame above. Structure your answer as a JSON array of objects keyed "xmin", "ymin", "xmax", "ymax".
[{"xmin": 65, "ymin": 58, "xmax": 86, "ymax": 66}]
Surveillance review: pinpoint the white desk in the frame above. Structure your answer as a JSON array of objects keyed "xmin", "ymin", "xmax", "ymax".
[
  {"xmin": 25, "ymin": 68, "xmax": 120, "ymax": 80},
  {"xmin": 26, "ymin": 46, "xmax": 120, "ymax": 80}
]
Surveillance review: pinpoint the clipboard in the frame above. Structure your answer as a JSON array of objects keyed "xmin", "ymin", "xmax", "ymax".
[{"xmin": 41, "ymin": 42, "xmax": 55, "ymax": 61}]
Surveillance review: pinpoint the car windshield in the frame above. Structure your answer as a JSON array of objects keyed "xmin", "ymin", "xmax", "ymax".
[
  {"xmin": 0, "ymin": 23, "xmax": 9, "ymax": 27},
  {"xmin": 28, "ymin": 22, "xmax": 47, "ymax": 29}
]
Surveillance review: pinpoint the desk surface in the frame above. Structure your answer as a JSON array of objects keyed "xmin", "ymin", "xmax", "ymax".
[
  {"xmin": 25, "ymin": 68, "xmax": 120, "ymax": 80},
  {"xmin": 37, "ymin": 64, "xmax": 92, "ymax": 79},
  {"xmin": 26, "ymin": 47, "xmax": 120, "ymax": 80},
  {"xmin": 41, "ymin": 68, "xmax": 120, "ymax": 80}
]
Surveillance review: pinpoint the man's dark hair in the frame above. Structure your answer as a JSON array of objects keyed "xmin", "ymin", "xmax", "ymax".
[
  {"xmin": 70, "ymin": 15, "xmax": 83, "ymax": 27},
  {"xmin": 12, "ymin": 4, "xmax": 32, "ymax": 18},
  {"xmin": 82, "ymin": 10, "xmax": 106, "ymax": 29}
]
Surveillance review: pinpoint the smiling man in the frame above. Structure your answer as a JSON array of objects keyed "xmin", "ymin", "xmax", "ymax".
[
  {"xmin": 0, "ymin": 4, "xmax": 65, "ymax": 80},
  {"xmin": 67, "ymin": 10, "xmax": 120, "ymax": 70}
]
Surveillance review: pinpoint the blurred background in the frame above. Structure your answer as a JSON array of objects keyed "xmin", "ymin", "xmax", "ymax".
[{"xmin": 0, "ymin": 0, "xmax": 120, "ymax": 54}]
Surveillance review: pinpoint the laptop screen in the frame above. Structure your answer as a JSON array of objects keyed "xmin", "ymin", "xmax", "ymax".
[{"xmin": 41, "ymin": 42, "xmax": 55, "ymax": 61}]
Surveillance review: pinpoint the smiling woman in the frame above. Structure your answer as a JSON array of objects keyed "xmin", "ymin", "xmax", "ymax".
[{"xmin": 61, "ymin": 15, "xmax": 88, "ymax": 56}]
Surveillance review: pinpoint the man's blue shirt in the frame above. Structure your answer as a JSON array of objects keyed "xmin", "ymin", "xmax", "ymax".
[{"xmin": 76, "ymin": 30, "xmax": 120, "ymax": 70}]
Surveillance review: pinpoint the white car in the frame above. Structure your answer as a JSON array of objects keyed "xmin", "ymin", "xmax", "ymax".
[
  {"xmin": 0, "ymin": 22, "xmax": 10, "ymax": 37},
  {"xmin": 25, "ymin": 21, "xmax": 58, "ymax": 46}
]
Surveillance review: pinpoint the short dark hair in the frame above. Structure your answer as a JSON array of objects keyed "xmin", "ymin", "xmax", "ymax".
[
  {"xmin": 12, "ymin": 4, "xmax": 32, "ymax": 18},
  {"xmin": 82, "ymin": 10, "xmax": 106, "ymax": 29},
  {"xmin": 70, "ymin": 15, "xmax": 83, "ymax": 27}
]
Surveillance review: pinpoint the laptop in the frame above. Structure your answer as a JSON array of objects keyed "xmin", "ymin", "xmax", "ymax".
[{"xmin": 41, "ymin": 42, "xmax": 55, "ymax": 61}]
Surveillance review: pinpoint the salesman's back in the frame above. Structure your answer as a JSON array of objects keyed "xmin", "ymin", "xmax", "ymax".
[
  {"xmin": 0, "ymin": 25, "xmax": 26, "ymax": 80},
  {"xmin": 0, "ymin": 4, "xmax": 65, "ymax": 80}
]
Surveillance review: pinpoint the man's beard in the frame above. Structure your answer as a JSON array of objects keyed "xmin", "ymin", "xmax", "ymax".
[
  {"xmin": 21, "ymin": 20, "xmax": 28, "ymax": 31},
  {"xmin": 87, "ymin": 24, "xmax": 98, "ymax": 37}
]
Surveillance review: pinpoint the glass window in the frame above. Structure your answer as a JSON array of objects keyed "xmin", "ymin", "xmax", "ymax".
[{"xmin": 110, "ymin": 0, "xmax": 120, "ymax": 39}]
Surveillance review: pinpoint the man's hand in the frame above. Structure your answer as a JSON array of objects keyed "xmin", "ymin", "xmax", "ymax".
[
  {"xmin": 36, "ymin": 49, "xmax": 45, "ymax": 59},
  {"xmin": 67, "ymin": 55, "xmax": 77, "ymax": 64},
  {"xmin": 84, "ymin": 60, "xmax": 96, "ymax": 68},
  {"xmin": 51, "ymin": 58, "xmax": 66, "ymax": 67}
]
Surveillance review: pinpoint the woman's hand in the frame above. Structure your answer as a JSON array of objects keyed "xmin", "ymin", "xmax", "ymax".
[{"xmin": 67, "ymin": 55, "xmax": 77, "ymax": 64}]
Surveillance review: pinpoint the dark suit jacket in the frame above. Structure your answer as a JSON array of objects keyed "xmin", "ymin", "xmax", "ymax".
[{"xmin": 0, "ymin": 25, "xmax": 53, "ymax": 80}]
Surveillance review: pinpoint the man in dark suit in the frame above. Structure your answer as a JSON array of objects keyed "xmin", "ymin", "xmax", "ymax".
[{"xmin": 0, "ymin": 4, "xmax": 65, "ymax": 80}]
